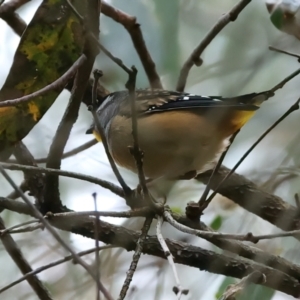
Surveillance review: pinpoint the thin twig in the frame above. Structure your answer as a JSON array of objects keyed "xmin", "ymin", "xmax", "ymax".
[
  {"xmin": 0, "ymin": 245, "xmax": 116, "ymax": 295},
  {"xmin": 176, "ymin": 0, "xmax": 252, "ymax": 92},
  {"xmin": 66, "ymin": 0, "xmax": 133, "ymax": 75},
  {"xmin": 92, "ymin": 193, "xmax": 101, "ymax": 300},
  {"xmin": 44, "ymin": 63, "xmax": 91, "ymax": 211},
  {"xmin": 34, "ymin": 139, "xmax": 97, "ymax": 163},
  {"xmin": 0, "ymin": 55, "xmax": 87, "ymax": 107},
  {"xmin": 269, "ymin": 46, "xmax": 300, "ymax": 60},
  {"xmin": 97, "ymin": 41, "xmax": 132, "ymax": 74},
  {"xmin": 0, "ymin": 216, "xmax": 53, "ymax": 300},
  {"xmin": 118, "ymin": 217, "xmax": 153, "ymax": 300},
  {"xmin": 165, "ymin": 209, "xmax": 300, "ymax": 243},
  {"xmin": 0, "ymin": 220, "xmax": 39, "ymax": 236},
  {"xmin": 0, "ymin": 0, "xmax": 28, "ymax": 35},
  {"xmin": 198, "ymin": 131, "xmax": 239, "ymax": 209},
  {"xmin": 156, "ymin": 216, "xmax": 188, "ymax": 299},
  {"xmin": 219, "ymin": 271, "xmax": 265, "ymax": 300},
  {"xmin": 51, "ymin": 207, "xmax": 151, "ymax": 219},
  {"xmin": 270, "ymin": 67, "xmax": 300, "ymax": 93},
  {"xmin": 9, "ymin": 139, "xmax": 97, "ymax": 164},
  {"xmin": 0, "ymin": 165, "xmax": 113, "ymax": 300},
  {"xmin": 0, "ymin": 162, "xmax": 124, "ymax": 198},
  {"xmin": 164, "ymin": 209, "xmax": 254, "ymax": 241},
  {"xmin": 5, "ymin": 179, "xmax": 28, "ymax": 200},
  {"xmin": 25, "ymin": 209, "xmax": 300, "ymax": 242},
  {"xmin": 101, "ymin": 1, "xmax": 163, "ymax": 89},
  {"xmin": 205, "ymin": 97, "xmax": 300, "ymax": 205},
  {"xmin": 90, "ymin": 70, "xmax": 132, "ymax": 197},
  {"xmin": 5, "ymin": 223, "xmax": 44, "ymax": 234},
  {"xmin": 126, "ymin": 67, "xmax": 149, "ymax": 198},
  {"xmin": 66, "ymin": 0, "xmax": 83, "ymax": 21}
]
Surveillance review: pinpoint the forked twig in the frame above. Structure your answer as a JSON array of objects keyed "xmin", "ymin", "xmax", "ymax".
[
  {"xmin": 176, "ymin": 0, "xmax": 252, "ymax": 92},
  {"xmin": 118, "ymin": 217, "xmax": 153, "ymax": 300},
  {"xmin": 156, "ymin": 216, "xmax": 188, "ymax": 299}
]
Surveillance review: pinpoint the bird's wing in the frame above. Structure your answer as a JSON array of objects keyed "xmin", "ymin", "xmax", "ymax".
[{"xmin": 137, "ymin": 90, "xmax": 272, "ymax": 114}]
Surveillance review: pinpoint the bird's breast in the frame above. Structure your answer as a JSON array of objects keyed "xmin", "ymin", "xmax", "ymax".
[{"xmin": 108, "ymin": 111, "xmax": 229, "ymax": 179}]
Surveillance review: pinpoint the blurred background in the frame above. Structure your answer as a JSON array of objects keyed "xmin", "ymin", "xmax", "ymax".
[{"xmin": 1, "ymin": 0, "xmax": 300, "ymax": 299}]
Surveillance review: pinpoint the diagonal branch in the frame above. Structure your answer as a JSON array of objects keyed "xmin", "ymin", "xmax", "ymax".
[
  {"xmin": 101, "ymin": 1, "xmax": 163, "ymax": 89},
  {"xmin": 196, "ymin": 165, "xmax": 300, "ymax": 232},
  {"xmin": 33, "ymin": 139, "xmax": 97, "ymax": 164},
  {"xmin": 0, "ymin": 162, "xmax": 125, "ymax": 197},
  {"xmin": 90, "ymin": 70, "xmax": 132, "ymax": 198},
  {"xmin": 43, "ymin": 57, "xmax": 95, "ymax": 213},
  {"xmin": 0, "ymin": 245, "xmax": 115, "ymax": 295},
  {"xmin": 118, "ymin": 217, "xmax": 153, "ymax": 300},
  {"xmin": 176, "ymin": 0, "xmax": 252, "ymax": 92},
  {"xmin": 0, "ymin": 216, "xmax": 53, "ymax": 300},
  {"xmin": 0, "ymin": 0, "xmax": 28, "ymax": 35},
  {"xmin": 203, "ymin": 98, "xmax": 300, "ymax": 210},
  {"xmin": 0, "ymin": 55, "xmax": 87, "ymax": 107}
]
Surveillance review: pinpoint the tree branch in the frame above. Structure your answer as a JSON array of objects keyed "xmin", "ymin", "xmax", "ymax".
[
  {"xmin": 196, "ymin": 166, "xmax": 300, "ymax": 232},
  {"xmin": 0, "ymin": 216, "xmax": 53, "ymax": 300},
  {"xmin": 101, "ymin": 1, "xmax": 163, "ymax": 89},
  {"xmin": 176, "ymin": 0, "xmax": 252, "ymax": 92},
  {"xmin": 0, "ymin": 0, "xmax": 28, "ymax": 35}
]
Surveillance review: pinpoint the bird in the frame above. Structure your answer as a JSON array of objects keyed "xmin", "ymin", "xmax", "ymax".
[{"xmin": 86, "ymin": 89, "xmax": 272, "ymax": 181}]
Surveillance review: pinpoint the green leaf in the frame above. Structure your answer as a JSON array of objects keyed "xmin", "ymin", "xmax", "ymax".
[
  {"xmin": 170, "ymin": 206, "xmax": 183, "ymax": 214},
  {"xmin": 210, "ymin": 215, "xmax": 223, "ymax": 231},
  {"xmin": 270, "ymin": 8, "xmax": 285, "ymax": 30},
  {"xmin": 0, "ymin": 0, "xmax": 86, "ymax": 159}
]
